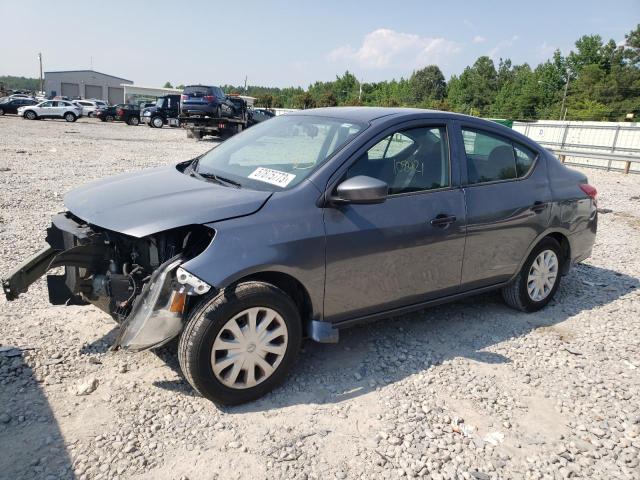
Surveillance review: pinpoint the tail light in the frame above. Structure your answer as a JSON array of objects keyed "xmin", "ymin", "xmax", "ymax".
[
  {"xmin": 204, "ymin": 95, "xmax": 216, "ymax": 102},
  {"xmin": 181, "ymin": 94, "xmax": 188, "ymax": 101},
  {"xmin": 579, "ymin": 183, "xmax": 597, "ymax": 204},
  {"xmin": 116, "ymin": 108, "xmax": 124, "ymax": 116}
]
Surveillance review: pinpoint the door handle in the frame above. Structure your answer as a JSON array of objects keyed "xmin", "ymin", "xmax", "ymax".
[
  {"xmin": 430, "ymin": 214, "xmax": 457, "ymax": 227},
  {"xmin": 531, "ymin": 201, "xmax": 547, "ymax": 213}
]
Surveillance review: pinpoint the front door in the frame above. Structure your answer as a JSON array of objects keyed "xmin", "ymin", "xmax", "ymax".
[{"xmin": 323, "ymin": 124, "xmax": 466, "ymax": 323}]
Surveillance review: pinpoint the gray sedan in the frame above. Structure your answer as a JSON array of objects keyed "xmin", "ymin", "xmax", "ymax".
[{"xmin": 3, "ymin": 107, "xmax": 597, "ymax": 405}]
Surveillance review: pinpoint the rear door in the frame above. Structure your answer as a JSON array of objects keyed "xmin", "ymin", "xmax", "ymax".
[
  {"xmin": 455, "ymin": 122, "xmax": 551, "ymax": 289},
  {"xmin": 323, "ymin": 120, "xmax": 466, "ymax": 323}
]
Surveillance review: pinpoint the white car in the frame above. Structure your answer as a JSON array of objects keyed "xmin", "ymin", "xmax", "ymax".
[
  {"xmin": 72, "ymin": 100, "xmax": 107, "ymax": 118},
  {"xmin": 18, "ymin": 100, "xmax": 83, "ymax": 122}
]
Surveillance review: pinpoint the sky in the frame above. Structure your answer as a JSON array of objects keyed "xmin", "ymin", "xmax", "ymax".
[{"xmin": 2, "ymin": 0, "xmax": 639, "ymax": 88}]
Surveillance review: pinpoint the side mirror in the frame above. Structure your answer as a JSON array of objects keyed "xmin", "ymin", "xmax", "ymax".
[{"xmin": 331, "ymin": 175, "xmax": 388, "ymax": 205}]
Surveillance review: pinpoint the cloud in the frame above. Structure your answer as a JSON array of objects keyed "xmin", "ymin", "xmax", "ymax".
[
  {"xmin": 473, "ymin": 35, "xmax": 486, "ymax": 44},
  {"xmin": 327, "ymin": 28, "xmax": 461, "ymax": 70},
  {"xmin": 536, "ymin": 41, "xmax": 557, "ymax": 59},
  {"xmin": 488, "ymin": 35, "xmax": 519, "ymax": 59}
]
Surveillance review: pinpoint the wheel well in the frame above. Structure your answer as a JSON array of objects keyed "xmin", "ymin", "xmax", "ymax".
[
  {"xmin": 238, "ymin": 271, "xmax": 313, "ymax": 324},
  {"xmin": 545, "ymin": 232, "xmax": 571, "ymax": 274}
]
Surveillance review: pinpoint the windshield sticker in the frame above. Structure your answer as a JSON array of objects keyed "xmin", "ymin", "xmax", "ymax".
[{"xmin": 248, "ymin": 167, "xmax": 296, "ymax": 188}]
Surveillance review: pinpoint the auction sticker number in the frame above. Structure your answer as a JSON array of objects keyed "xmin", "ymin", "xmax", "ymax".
[{"xmin": 248, "ymin": 167, "xmax": 296, "ymax": 188}]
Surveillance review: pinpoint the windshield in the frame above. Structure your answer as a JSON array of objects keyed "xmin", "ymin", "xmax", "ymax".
[
  {"xmin": 196, "ymin": 115, "xmax": 365, "ymax": 190},
  {"xmin": 155, "ymin": 98, "xmax": 166, "ymax": 108}
]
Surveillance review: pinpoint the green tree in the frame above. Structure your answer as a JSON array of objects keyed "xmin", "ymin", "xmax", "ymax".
[
  {"xmin": 409, "ymin": 65, "xmax": 446, "ymax": 104},
  {"xmin": 163, "ymin": 81, "xmax": 173, "ymax": 88}
]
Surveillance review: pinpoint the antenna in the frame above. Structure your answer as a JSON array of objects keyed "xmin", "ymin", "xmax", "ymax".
[{"xmin": 90, "ymin": 56, "xmax": 93, "ymax": 70}]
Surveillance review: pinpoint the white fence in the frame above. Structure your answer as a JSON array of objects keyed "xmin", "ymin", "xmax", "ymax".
[{"xmin": 513, "ymin": 120, "xmax": 640, "ymax": 174}]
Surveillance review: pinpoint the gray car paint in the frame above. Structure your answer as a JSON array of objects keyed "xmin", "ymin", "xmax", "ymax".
[
  {"xmin": 59, "ymin": 107, "xmax": 597, "ymax": 328},
  {"xmin": 64, "ymin": 165, "xmax": 272, "ymax": 238}
]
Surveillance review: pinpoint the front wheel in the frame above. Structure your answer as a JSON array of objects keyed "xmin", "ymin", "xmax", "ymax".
[
  {"xmin": 24, "ymin": 110, "xmax": 37, "ymax": 120},
  {"xmin": 0, "ymin": 108, "xmax": 5, "ymax": 115},
  {"xmin": 105, "ymin": 115, "xmax": 114, "ymax": 122},
  {"xmin": 178, "ymin": 281, "xmax": 302, "ymax": 405},
  {"xmin": 151, "ymin": 116, "xmax": 164, "ymax": 128},
  {"xmin": 502, "ymin": 237, "xmax": 562, "ymax": 312}
]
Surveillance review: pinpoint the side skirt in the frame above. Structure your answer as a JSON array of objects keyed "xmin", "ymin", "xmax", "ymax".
[{"xmin": 332, "ymin": 282, "xmax": 508, "ymax": 331}]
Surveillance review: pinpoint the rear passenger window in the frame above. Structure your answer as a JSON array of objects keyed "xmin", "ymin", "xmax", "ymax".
[
  {"xmin": 514, "ymin": 144, "xmax": 536, "ymax": 177},
  {"xmin": 462, "ymin": 128, "xmax": 536, "ymax": 184}
]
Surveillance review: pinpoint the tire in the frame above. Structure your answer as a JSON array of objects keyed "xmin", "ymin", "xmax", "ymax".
[
  {"xmin": 214, "ymin": 106, "xmax": 221, "ymax": 118},
  {"xmin": 64, "ymin": 112, "xmax": 77, "ymax": 122},
  {"xmin": 0, "ymin": 108, "xmax": 5, "ymax": 115},
  {"xmin": 502, "ymin": 237, "xmax": 563, "ymax": 312},
  {"xmin": 24, "ymin": 110, "xmax": 37, "ymax": 120},
  {"xmin": 105, "ymin": 115, "xmax": 114, "ymax": 122},
  {"xmin": 151, "ymin": 116, "xmax": 164, "ymax": 128},
  {"xmin": 178, "ymin": 281, "xmax": 302, "ymax": 405},
  {"xmin": 88, "ymin": 111, "xmax": 94, "ymax": 118},
  {"xmin": 128, "ymin": 116, "xmax": 140, "ymax": 126}
]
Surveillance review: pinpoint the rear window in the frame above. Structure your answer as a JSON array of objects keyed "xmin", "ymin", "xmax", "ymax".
[{"xmin": 183, "ymin": 86, "xmax": 212, "ymax": 97}]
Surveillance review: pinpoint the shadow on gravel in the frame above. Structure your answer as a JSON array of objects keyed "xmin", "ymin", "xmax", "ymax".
[
  {"xmin": 128, "ymin": 264, "xmax": 638, "ymax": 411},
  {"xmin": 0, "ymin": 350, "xmax": 75, "ymax": 479}
]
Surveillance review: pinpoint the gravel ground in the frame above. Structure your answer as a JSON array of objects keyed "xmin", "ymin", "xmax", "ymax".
[{"xmin": 0, "ymin": 115, "xmax": 639, "ymax": 480}]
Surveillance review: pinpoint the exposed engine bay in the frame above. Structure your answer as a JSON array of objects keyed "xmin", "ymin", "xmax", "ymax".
[{"xmin": 2, "ymin": 212, "xmax": 214, "ymax": 350}]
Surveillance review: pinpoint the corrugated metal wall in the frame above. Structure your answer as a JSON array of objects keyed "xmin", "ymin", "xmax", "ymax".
[{"xmin": 513, "ymin": 120, "xmax": 640, "ymax": 173}]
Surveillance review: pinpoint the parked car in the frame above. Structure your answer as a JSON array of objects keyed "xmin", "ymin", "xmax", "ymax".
[
  {"xmin": 118, "ymin": 104, "xmax": 141, "ymax": 125},
  {"xmin": 18, "ymin": 100, "xmax": 82, "ymax": 122},
  {"xmin": 96, "ymin": 104, "xmax": 127, "ymax": 122},
  {"xmin": 180, "ymin": 85, "xmax": 236, "ymax": 118},
  {"xmin": 141, "ymin": 95, "xmax": 181, "ymax": 128},
  {"xmin": 248, "ymin": 107, "xmax": 275, "ymax": 126},
  {"xmin": 0, "ymin": 97, "xmax": 38, "ymax": 115},
  {"xmin": 2, "ymin": 108, "xmax": 597, "ymax": 405},
  {"xmin": 72, "ymin": 100, "xmax": 103, "ymax": 118}
]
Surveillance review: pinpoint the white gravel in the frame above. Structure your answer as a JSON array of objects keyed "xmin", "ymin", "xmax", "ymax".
[{"xmin": 0, "ymin": 115, "xmax": 639, "ymax": 480}]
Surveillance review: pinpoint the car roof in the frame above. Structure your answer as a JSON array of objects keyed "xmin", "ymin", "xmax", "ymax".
[{"xmin": 289, "ymin": 106, "xmax": 493, "ymax": 124}]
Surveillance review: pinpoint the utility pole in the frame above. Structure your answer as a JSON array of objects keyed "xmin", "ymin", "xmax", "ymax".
[
  {"xmin": 244, "ymin": 75, "xmax": 247, "ymax": 92},
  {"xmin": 38, "ymin": 53, "xmax": 43, "ymax": 94},
  {"xmin": 559, "ymin": 69, "xmax": 570, "ymax": 121},
  {"xmin": 358, "ymin": 79, "xmax": 362, "ymax": 102}
]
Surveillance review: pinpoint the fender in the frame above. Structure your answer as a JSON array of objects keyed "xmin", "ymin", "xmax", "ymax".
[{"xmin": 180, "ymin": 182, "xmax": 327, "ymax": 320}]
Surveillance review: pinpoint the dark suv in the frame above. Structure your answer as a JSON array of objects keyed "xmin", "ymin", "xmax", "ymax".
[
  {"xmin": 180, "ymin": 85, "xmax": 235, "ymax": 118},
  {"xmin": 0, "ymin": 97, "xmax": 38, "ymax": 115}
]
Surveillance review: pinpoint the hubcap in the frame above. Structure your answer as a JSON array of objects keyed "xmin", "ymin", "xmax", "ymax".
[
  {"xmin": 527, "ymin": 250, "xmax": 558, "ymax": 302},
  {"xmin": 211, "ymin": 307, "xmax": 288, "ymax": 389}
]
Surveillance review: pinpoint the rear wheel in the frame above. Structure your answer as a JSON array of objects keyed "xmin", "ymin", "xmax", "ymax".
[
  {"xmin": 88, "ymin": 111, "xmax": 94, "ymax": 118},
  {"xmin": 502, "ymin": 238, "xmax": 562, "ymax": 312},
  {"xmin": 64, "ymin": 112, "xmax": 77, "ymax": 122},
  {"xmin": 24, "ymin": 110, "xmax": 37, "ymax": 120},
  {"xmin": 151, "ymin": 116, "xmax": 164, "ymax": 128},
  {"xmin": 128, "ymin": 116, "xmax": 140, "ymax": 126},
  {"xmin": 0, "ymin": 108, "xmax": 5, "ymax": 115},
  {"xmin": 178, "ymin": 281, "xmax": 302, "ymax": 405}
]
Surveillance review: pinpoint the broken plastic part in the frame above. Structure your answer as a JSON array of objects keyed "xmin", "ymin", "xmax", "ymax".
[{"xmin": 176, "ymin": 266, "xmax": 211, "ymax": 295}]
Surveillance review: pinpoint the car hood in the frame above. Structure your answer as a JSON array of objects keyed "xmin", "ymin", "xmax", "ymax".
[
  {"xmin": 64, "ymin": 165, "xmax": 272, "ymax": 238},
  {"xmin": 142, "ymin": 107, "xmax": 157, "ymax": 115}
]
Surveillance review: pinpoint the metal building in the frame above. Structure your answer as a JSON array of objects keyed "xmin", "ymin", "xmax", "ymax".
[{"xmin": 44, "ymin": 70, "xmax": 133, "ymax": 104}]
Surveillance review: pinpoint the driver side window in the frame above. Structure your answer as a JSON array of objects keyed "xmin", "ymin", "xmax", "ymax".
[{"xmin": 346, "ymin": 126, "xmax": 450, "ymax": 195}]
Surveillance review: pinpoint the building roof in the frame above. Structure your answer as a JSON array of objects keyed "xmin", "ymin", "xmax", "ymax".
[{"xmin": 44, "ymin": 70, "xmax": 133, "ymax": 83}]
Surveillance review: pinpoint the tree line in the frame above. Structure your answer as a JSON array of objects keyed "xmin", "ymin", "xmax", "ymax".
[{"xmin": 230, "ymin": 24, "xmax": 640, "ymax": 121}]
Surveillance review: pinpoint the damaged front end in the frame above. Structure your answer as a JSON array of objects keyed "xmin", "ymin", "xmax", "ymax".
[{"xmin": 2, "ymin": 212, "xmax": 215, "ymax": 351}]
